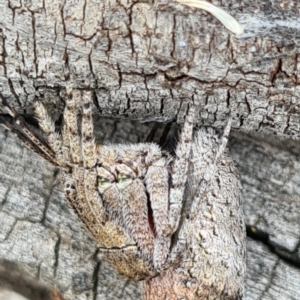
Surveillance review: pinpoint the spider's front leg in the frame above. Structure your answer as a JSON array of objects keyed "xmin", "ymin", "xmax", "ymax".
[
  {"xmin": 143, "ymin": 107, "xmax": 195, "ymax": 270},
  {"xmin": 143, "ymin": 115, "xmax": 246, "ymax": 300},
  {"xmin": 35, "ymin": 88, "xmax": 110, "ymax": 248},
  {"xmin": 167, "ymin": 108, "xmax": 194, "ymax": 234},
  {"xmin": 65, "ymin": 88, "xmax": 159, "ymax": 280}
]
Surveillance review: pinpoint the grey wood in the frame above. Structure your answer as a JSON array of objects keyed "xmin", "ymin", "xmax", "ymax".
[
  {"xmin": 1, "ymin": 117, "xmax": 300, "ymax": 299},
  {"xmin": 0, "ymin": 0, "xmax": 299, "ymax": 136},
  {"xmin": 0, "ymin": 0, "xmax": 300, "ymax": 299}
]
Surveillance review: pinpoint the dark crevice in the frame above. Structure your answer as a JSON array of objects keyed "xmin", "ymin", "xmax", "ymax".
[
  {"xmin": 66, "ymin": 31, "xmax": 98, "ymax": 41},
  {"xmin": 170, "ymin": 14, "xmax": 176, "ymax": 59},
  {"xmin": 144, "ymin": 74, "xmax": 149, "ymax": 104},
  {"xmin": 92, "ymin": 250, "xmax": 100, "ymax": 300},
  {"xmin": 0, "ymin": 185, "xmax": 11, "ymax": 212},
  {"xmin": 98, "ymin": 243, "xmax": 137, "ymax": 252},
  {"xmin": 226, "ymin": 89, "xmax": 230, "ymax": 109},
  {"xmin": 105, "ymin": 31, "xmax": 112, "ymax": 59},
  {"xmin": 269, "ymin": 58, "xmax": 281, "ymax": 84},
  {"xmin": 1, "ymin": 31, "xmax": 7, "ymax": 77},
  {"xmin": 31, "ymin": 12, "xmax": 38, "ymax": 75},
  {"xmin": 260, "ymin": 259, "xmax": 280, "ymax": 299},
  {"xmin": 244, "ymin": 96, "xmax": 252, "ymax": 114},
  {"xmin": 160, "ymin": 98, "xmax": 164, "ymax": 115},
  {"xmin": 145, "ymin": 190, "xmax": 155, "ymax": 236},
  {"xmin": 82, "ymin": 0, "xmax": 87, "ymax": 35},
  {"xmin": 60, "ymin": 0, "xmax": 67, "ymax": 39},
  {"xmin": 92, "ymin": 90, "xmax": 101, "ymax": 113},
  {"xmin": 116, "ymin": 63, "xmax": 122, "ymax": 90},
  {"xmin": 246, "ymin": 225, "xmax": 300, "ymax": 269},
  {"xmin": 62, "ymin": 47, "xmax": 70, "ymax": 81},
  {"xmin": 126, "ymin": 92, "xmax": 131, "ymax": 112},
  {"xmin": 16, "ymin": 33, "xmax": 25, "ymax": 68},
  {"xmin": 127, "ymin": 6, "xmax": 136, "ymax": 60},
  {"xmin": 120, "ymin": 279, "xmax": 131, "ymax": 297},
  {"xmin": 53, "ymin": 234, "xmax": 61, "ymax": 277},
  {"xmin": 8, "ymin": 78, "xmax": 22, "ymax": 107},
  {"xmin": 145, "ymin": 123, "xmax": 160, "ymax": 143},
  {"xmin": 37, "ymin": 262, "xmax": 42, "ymax": 280},
  {"xmin": 88, "ymin": 49, "xmax": 95, "ymax": 79}
]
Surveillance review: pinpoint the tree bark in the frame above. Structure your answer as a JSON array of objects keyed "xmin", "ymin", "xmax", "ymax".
[
  {"xmin": 1, "ymin": 0, "xmax": 300, "ymax": 299},
  {"xmin": 1, "ymin": 118, "xmax": 300, "ymax": 299},
  {"xmin": 0, "ymin": 0, "xmax": 300, "ymax": 136}
]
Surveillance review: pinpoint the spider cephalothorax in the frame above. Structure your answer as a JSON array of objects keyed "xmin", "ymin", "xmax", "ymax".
[{"xmin": 0, "ymin": 87, "xmax": 246, "ymax": 298}]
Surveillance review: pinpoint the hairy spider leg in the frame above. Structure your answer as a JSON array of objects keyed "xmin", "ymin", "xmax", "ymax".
[
  {"xmin": 122, "ymin": 175, "xmax": 155, "ymax": 261},
  {"xmin": 34, "ymin": 102, "xmax": 66, "ymax": 167},
  {"xmin": 101, "ymin": 244, "xmax": 157, "ymax": 280},
  {"xmin": 80, "ymin": 90, "xmax": 115, "ymax": 246},
  {"xmin": 189, "ymin": 115, "xmax": 232, "ymax": 219},
  {"xmin": 0, "ymin": 97, "xmax": 58, "ymax": 166},
  {"xmin": 145, "ymin": 157, "xmax": 170, "ymax": 269},
  {"xmin": 100, "ymin": 179, "xmax": 157, "ymax": 280},
  {"xmin": 80, "ymin": 91, "xmax": 167, "ymax": 278},
  {"xmin": 0, "ymin": 99, "xmax": 101, "ymax": 241},
  {"xmin": 81, "ymin": 90, "xmax": 97, "ymax": 168},
  {"xmin": 65, "ymin": 86, "xmax": 82, "ymax": 164},
  {"xmin": 61, "ymin": 88, "xmax": 108, "ymax": 247},
  {"xmin": 168, "ymin": 107, "xmax": 194, "ymax": 234}
]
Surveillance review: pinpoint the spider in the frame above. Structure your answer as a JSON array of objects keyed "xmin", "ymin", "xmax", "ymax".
[
  {"xmin": 0, "ymin": 87, "xmax": 246, "ymax": 299},
  {"xmin": 0, "ymin": 87, "xmax": 194, "ymax": 279}
]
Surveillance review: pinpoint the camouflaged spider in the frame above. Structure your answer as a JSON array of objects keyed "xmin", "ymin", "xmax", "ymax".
[
  {"xmin": 0, "ymin": 87, "xmax": 196, "ymax": 280},
  {"xmin": 0, "ymin": 87, "xmax": 246, "ymax": 299}
]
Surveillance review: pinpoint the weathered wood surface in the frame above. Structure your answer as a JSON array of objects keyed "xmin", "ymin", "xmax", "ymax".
[
  {"xmin": 0, "ymin": 0, "xmax": 300, "ymax": 137},
  {"xmin": 0, "ymin": 0, "xmax": 300, "ymax": 299},
  {"xmin": 1, "ymin": 117, "xmax": 300, "ymax": 299}
]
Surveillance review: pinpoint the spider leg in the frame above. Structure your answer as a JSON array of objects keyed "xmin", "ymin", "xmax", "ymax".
[
  {"xmin": 62, "ymin": 90, "xmax": 115, "ymax": 247},
  {"xmin": 146, "ymin": 109, "xmax": 194, "ymax": 269},
  {"xmin": 0, "ymin": 97, "xmax": 58, "ymax": 166},
  {"xmin": 71, "ymin": 165, "xmax": 138, "ymax": 250},
  {"xmin": 79, "ymin": 90, "xmax": 118, "ymax": 244},
  {"xmin": 34, "ymin": 102, "xmax": 67, "ymax": 168},
  {"xmin": 99, "ymin": 245, "xmax": 157, "ymax": 280},
  {"xmin": 100, "ymin": 182, "xmax": 157, "ymax": 279},
  {"xmin": 189, "ymin": 115, "xmax": 232, "ymax": 219},
  {"xmin": 64, "ymin": 86, "xmax": 81, "ymax": 164},
  {"xmin": 64, "ymin": 168, "xmax": 111, "ymax": 247},
  {"xmin": 80, "ymin": 91, "xmax": 108, "ymax": 226},
  {"xmin": 122, "ymin": 178, "xmax": 155, "ymax": 261},
  {"xmin": 145, "ymin": 157, "xmax": 170, "ymax": 269},
  {"xmin": 145, "ymin": 123, "xmax": 160, "ymax": 143},
  {"xmin": 168, "ymin": 107, "xmax": 194, "ymax": 234},
  {"xmin": 81, "ymin": 90, "xmax": 97, "ymax": 168}
]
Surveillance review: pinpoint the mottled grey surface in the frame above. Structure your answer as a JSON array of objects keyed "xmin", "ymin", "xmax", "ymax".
[
  {"xmin": 1, "ymin": 115, "xmax": 300, "ymax": 299},
  {"xmin": 0, "ymin": 0, "xmax": 300, "ymax": 137}
]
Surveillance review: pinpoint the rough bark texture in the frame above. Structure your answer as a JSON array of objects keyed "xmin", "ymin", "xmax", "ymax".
[
  {"xmin": 1, "ymin": 118, "xmax": 300, "ymax": 299},
  {"xmin": 0, "ymin": 0, "xmax": 300, "ymax": 299},
  {"xmin": 0, "ymin": 0, "xmax": 300, "ymax": 136}
]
